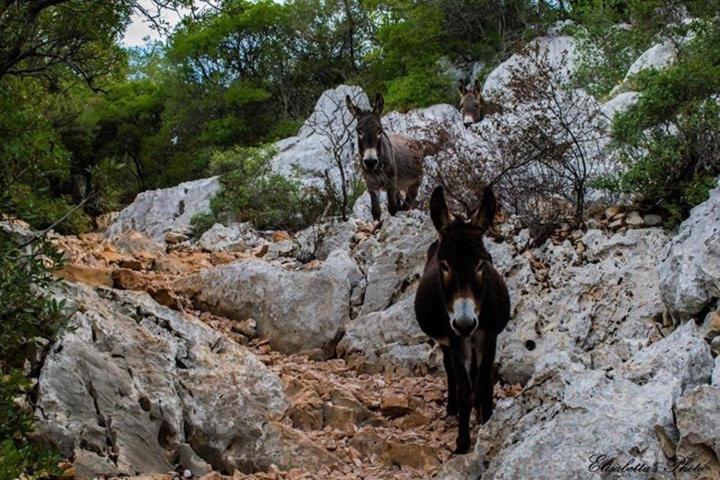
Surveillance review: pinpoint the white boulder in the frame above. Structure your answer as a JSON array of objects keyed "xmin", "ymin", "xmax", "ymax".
[
  {"xmin": 658, "ymin": 178, "xmax": 720, "ymax": 320},
  {"xmin": 37, "ymin": 284, "xmax": 333, "ymax": 477},
  {"xmin": 174, "ymin": 250, "xmax": 363, "ymax": 355},
  {"xmin": 106, "ymin": 177, "xmax": 220, "ymax": 242}
]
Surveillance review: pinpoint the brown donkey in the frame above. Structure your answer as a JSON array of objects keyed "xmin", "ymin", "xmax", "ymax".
[
  {"xmin": 457, "ymin": 78, "xmax": 502, "ymax": 127},
  {"xmin": 346, "ymin": 93, "xmax": 424, "ymax": 221},
  {"xmin": 414, "ymin": 186, "xmax": 510, "ymax": 454}
]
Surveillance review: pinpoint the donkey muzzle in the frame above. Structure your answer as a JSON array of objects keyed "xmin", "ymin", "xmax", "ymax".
[
  {"xmin": 452, "ymin": 317, "xmax": 478, "ymax": 336},
  {"xmin": 450, "ymin": 297, "xmax": 479, "ymax": 336},
  {"xmin": 363, "ymin": 157, "xmax": 379, "ymax": 171}
]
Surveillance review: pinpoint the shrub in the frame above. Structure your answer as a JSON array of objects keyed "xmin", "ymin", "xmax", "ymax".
[
  {"xmin": 428, "ymin": 41, "xmax": 607, "ymax": 242},
  {"xmin": 384, "ymin": 69, "xmax": 455, "ymax": 111},
  {"xmin": 0, "ymin": 229, "xmax": 67, "ymax": 478},
  {"xmin": 604, "ymin": 100, "xmax": 720, "ymax": 224},
  {"xmin": 9, "ymin": 185, "xmax": 92, "ymax": 235},
  {"xmin": 0, "ymin": 372, "xmax": 63, "ymax": 480},
  {"xmin": 603, "ymin": 23, "xmax": 720, "ymax": 224},
  {"xmin": 193, "ymin": 145, "xmax": 325, "ymax": 235}
]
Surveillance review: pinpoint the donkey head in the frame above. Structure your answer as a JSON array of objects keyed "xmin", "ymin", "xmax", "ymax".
[
  {"xmin": 457, "ymin": 79, "xmax": 486, "ymax": 127},
  {"xmin": 346, "ymin": 93, "xmax": 385, "ymax": 173},
  {"xmin": 430, "ymin": 186, "xmax": 497, "ymax": 336}
]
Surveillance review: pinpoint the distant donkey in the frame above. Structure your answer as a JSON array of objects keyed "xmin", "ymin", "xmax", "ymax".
[
  {"xmin": 414, "ymin": 185, "xmax": 510, "ymax": 454},
  {"xmin": 457, "ymin": 78, "xmax": 501, "ymax": 127},
  {"xmin": 346, "ymin": 93, "xmax": 424, "ymax": 221}
]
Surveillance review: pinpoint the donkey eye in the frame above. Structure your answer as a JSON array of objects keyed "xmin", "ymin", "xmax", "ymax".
[{"xmin": 439, "ymin": 261, "xmax": 451, "ymax": 274}]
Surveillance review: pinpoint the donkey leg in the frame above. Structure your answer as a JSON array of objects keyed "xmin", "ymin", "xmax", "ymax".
[
  {"xmin": 386, "ymin": 186, "xmax": 399, "ymax": 216},
  {"xmin": 475, "ymin": 338, "xmax": 496, "ymax": 424},
  {"xmin": 441, "ymin": 345, "xmax": 458, "ymax": 416},
  {"xmin": 404, "ymin": 181, "xmax": 420, "ymax": 210},
  {"xmin": 369, "ymin": 190, "xmax": 381, "ymax": 221},
  {"xmin": 451, "ymin": 340, "xmax": 473, "ymax": 454}
]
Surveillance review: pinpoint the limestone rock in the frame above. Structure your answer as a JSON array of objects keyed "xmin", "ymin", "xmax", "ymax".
[
  {"xmin": 499, "ymin": 227, "xmax": 668, "ymax": 385},
  {"xmin": 483, "ymin": 36, "xmax": 579, "ymax": 103},
  {"xmin": 196, "ymin": 223, "xmax": 259, "ymax": 252},
  {"xmin": 54, "ymin": 264, "xmax": 113, "ymax": 287},
  {"xmin": 271, "ymin": 85, "xmax": 368, "ymax": 188},
  {"xmin": 36, "ymin": 284, "xmax": 332, "ymax": 476},
  {"xmin": 353, "ymin": 212, "xmax": 435, "ymax": 315},
  {"xmin": 107, "ymin": 177, "xmax": 220, "ymax": 242},
  {"xmin": 174, "ymin": 250, "xmax": 363, "ymax": 354},
  {"xmin": 601, "ymin": 91, "xmax": 640, "ymax": 118},
  {"xmin": 337, "ymin": 296, "xmax": 438, "ymax": 374},
  {"xmin": 622, "ymin": 320, "xmax": 713, "ymax": 391},
  {"xmin": 658, "ymin": 179, "xmax": 720, "ymax": 320},
  {"xmin": 675, "ymin": 385, "xmax": 720, "ymax": 479},
  {"xmin": 625, "ymin": 40, "xmax": 677, "ymax": 81}
]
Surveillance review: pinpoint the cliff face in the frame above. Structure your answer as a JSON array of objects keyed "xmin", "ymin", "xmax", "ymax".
[{"xmin": 27, "ymin": 29, "xmax": 720, "ymax": 480}]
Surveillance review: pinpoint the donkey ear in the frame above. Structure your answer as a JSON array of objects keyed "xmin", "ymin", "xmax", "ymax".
[
  {"xmin": 346, "ymin": 95, "xmax": 360, "ymax": 117},
  {"xmin": 372, "ymin": 93, "xmax": 384, "ymax": 115},
  {"xmin": 430, "ymin": 186, "xmax": 451, "ymax": 234},
  {"xmin": 472, "ymin": 78, "xmax": 482, "ymax": 94},
  {"xmin": 470, "ymin": 186, "xmax": 497, "ymax": 230},
  {"xmin": 457, "ymin": 79, "xmax": 467, "ymax": 95}
]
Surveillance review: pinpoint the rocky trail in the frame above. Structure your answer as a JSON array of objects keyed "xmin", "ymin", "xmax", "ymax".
[
  {"xmin": 47, "ymin": 216, "xmax": 528, "ymax": 480},
  {"xmin": 9, "ymin": 30, "xmax": 720, "ymax": 479},
  {"xmin": 21, "ymin": 175, "xmax": 720, "ymax": 479}
]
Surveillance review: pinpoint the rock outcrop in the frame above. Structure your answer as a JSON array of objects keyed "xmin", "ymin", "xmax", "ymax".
[
  {"xmin": 174, "ymin": 250, "xmax": 363, "ymax": 355},
  {"xmin": 37, "ymin": 283, "xmax": 334, "ymax": 477},
  {"xmin": 675, "ymin": 384, "xmax": 720, "ymax": 478},
  {"xmin": 658, "ymin": 179, "xmax": 720, "ymax": 320},
  {"xmin": 439, "ymin": 320, "xmax": 714, "ymax": 480},
  {"xmin": 107, "ymin": 177, "xmax": 220, "ymax": 241},
  {"xmin": 499, "ymin": 227, "xmax": 669, "ymax": 384},
  {"xmin": 482, "ymin": 35, "xmax": 579, "ymax": 103}
]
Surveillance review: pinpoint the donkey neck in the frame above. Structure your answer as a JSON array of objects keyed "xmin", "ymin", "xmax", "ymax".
[{"xmin": 379, "ymin": 132, "xmax": 395, "ymax": 168}]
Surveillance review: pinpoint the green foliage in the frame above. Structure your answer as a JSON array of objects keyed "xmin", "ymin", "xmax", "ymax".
[
  {"xmin": 568, "ymin": 0, "xmax": 719, "ymax": 98},
  {"xmin": 9, "ymin": 186, "xmax": 92, "ymax": 235},
  {"xmin": 0, "ymin": 77, "xmax": 93, "ymax": 234},
  {"xmin": 194, "ymin": 146, "xmax": 325, "ymax": 234},
  {"xmin": 0, "ymin": 237, "xmax": 65, "ymax": 365},
  {"xmin": 384, "ymin": 68, "xmax": 455, "ymax": 111},
  {"xmin": 602, "ymin": 23, "xmax": 720, "ymax": 224},
  {"xmin": 0, "ymin": 372, "xmax": 63, "ymax": 480},
  {"xmin": 613, "ymin": 25, "xmax": 720, "ymax": 142},
  {"xmin": 0, "ymin": 228, "xmax": 67, "ymax": 478}
]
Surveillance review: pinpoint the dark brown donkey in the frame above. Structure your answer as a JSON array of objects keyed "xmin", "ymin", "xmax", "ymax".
[
  {"xmin": 346, "ymin": 93, "xmax": 424, "ymax": 221},
  {"xmin": 414, "ymin": 186, "xmax": 510, "ymax": 454}
]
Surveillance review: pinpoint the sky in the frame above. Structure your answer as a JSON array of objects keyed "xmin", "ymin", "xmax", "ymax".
[{"xmin": 121, "ymin": 1, "xmax": 188, "ymax": 47}]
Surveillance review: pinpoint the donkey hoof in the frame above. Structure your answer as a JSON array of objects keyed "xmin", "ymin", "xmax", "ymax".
[{"xmin": 453, "ymin": 442, "xmax": 471, "ymax": 455}]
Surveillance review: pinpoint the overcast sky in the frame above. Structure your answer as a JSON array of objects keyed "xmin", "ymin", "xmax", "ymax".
[{"xmin": 121, "ymin": 0, "xmax": 188, "ymax": 47}]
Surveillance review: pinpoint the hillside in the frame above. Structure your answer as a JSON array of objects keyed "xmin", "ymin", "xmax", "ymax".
[{"xmin": 3, "ymin": 21, "xmax": 719, "ymax": 479}]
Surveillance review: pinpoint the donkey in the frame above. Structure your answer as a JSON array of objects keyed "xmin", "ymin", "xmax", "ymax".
[
  {"xmin": 458, "ymin": 79, "xmax": 486, "ymax": 127},
  {"xmin": 457, "ymin": 79, "xmax": 501, "ymax": 127},
  {"xmin": 346, "ymin": 93, "xmax": 424, "ymax": 221},
  {"xmin": 414, "ymin": 185, "xmax": 510, "ymax": 454}
]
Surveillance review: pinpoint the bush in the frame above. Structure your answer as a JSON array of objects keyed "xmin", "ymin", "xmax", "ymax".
[
  {"xmin": 603, "ymin": 100, "xmax": 720, "ymax": 224},
  {"xmin": 602, "ymin": 23, "xmax": 720, "ymax": 224},
  {"xmin": 192, "ymin": 145, "xmax": 325, "ymax": 235},
  {"xmin": 9, "ymin": 185, "xmax": 92, "ymax": 235},
  {"xmin": 384, "ymin": 69, "xmax": 455, "ymax": 111},
  {"xmin": 0, "ymin": 372, "xmax": 63, "ymax": 480},
  {"xmin": 0, "ymin": 230, "xmax": 67, "ymax": 478}
]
